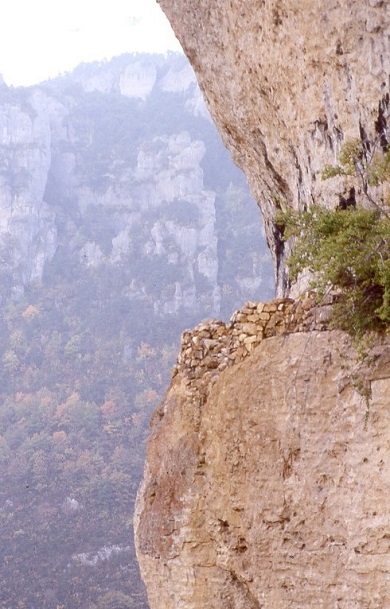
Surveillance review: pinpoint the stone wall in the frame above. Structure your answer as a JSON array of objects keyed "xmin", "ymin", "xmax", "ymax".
[{"xmin": 172, "ymin": 292, "xmax": 334, "ymax": 397}]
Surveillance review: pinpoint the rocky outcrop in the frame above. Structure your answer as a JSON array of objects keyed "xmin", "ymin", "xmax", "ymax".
[
  {"xmin": 135, "ymin": 304, "xmax": 390, "ymax": 608},
  {"xmin": 158, "ymin": 0, "xmax": 390, "ymax": 293}
]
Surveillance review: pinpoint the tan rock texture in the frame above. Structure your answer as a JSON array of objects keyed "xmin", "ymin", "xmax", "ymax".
[
  {"xmin": 135, "ymin": 323, "xmax": 390, "ymax": 609},
  {"xmin": 158, "ymin": 0, "xmax": 389, "ymax": 293},
  {"xmin": 135, "ymin": 3, "xmax": 390, "ymax": 607}
]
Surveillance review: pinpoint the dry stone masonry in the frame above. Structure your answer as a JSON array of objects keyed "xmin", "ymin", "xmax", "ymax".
[
  {"xmin": 136, "ymin": 318, "xmax": 390, "ymax": 609},
  {"xmin": 172, "ymin": 292, "xmax": 333, "ymax": 394}
]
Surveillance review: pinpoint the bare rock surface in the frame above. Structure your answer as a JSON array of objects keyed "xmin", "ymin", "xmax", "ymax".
[
  {"xmin": 159, "ymin": 0, "xmax": 390, "ymax": 293},
  {"xmin": 135, "ymin": 317, "xmax": 390, "ymax": 608}
]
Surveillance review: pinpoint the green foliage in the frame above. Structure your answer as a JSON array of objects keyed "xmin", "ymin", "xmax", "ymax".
[
  {"xmin": 367, "ymin": 149, "xmax": 390, "ymax": 188},
  {"xmin": 321, "ymin": 138, "xmax": 390, "ymax": 210},
  {"xmin": 278, "ymin": 136, "xmax": 390, "ymax": 336},
  {"xmin": 278, "ymin": 205, "xmax": 390, "ymax": 336},
  {"xmin": 321, "ymin": 139, "xmax": 364, "ymax": 180},
  {"xmin": 95, "ymin": 591, "xmax": 135, "ymax": 609}
]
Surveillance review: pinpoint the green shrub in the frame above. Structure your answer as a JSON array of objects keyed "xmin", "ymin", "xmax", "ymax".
[
  {"xmin": 277, "ymin": 136, "xmax": 390, "ymax": 337},
  {"xmin": 321, "ymin": 137, "xmax": 390, "ymax": 212},
  {"xmin": 277, "ymin": 205, "xmax": 390, "ymax": 336}
]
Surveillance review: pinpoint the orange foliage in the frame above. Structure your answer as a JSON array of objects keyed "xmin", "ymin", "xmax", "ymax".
[
  {"xmin": 53, "ymin": 431, "xmax": 67, "ymax": 443},
  {"xmin": 56, "ymin": 392, "xmax": 81, "ymax": 420},
  {"xmin": 100, "ymin": 400, "xmax": 116, "ymax": 417},
  {"xmin": 136, "ymin": 341, "xmax": 156, "ymax": 360},
  {"xmin": 21, "ymin": 304, "xmax": 40, "ymax": 320}
]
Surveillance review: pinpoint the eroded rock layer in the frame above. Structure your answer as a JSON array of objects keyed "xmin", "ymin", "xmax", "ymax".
[
  {"xmin": 135, "ymin": 312, "xmax": 390, "ymax": 608},
  {"xmin": 159, "ymin": 0, "xmax": 389, "ymax": 293}
]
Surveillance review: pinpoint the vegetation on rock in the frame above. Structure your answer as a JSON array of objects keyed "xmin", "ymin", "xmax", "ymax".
[
  {"xmin": 321, "ymin": 138, "xmax": 390, "ymax": 212},
  {"xmin": 278, "ymin": 139, "xmax": 390, "ymax": 337}
]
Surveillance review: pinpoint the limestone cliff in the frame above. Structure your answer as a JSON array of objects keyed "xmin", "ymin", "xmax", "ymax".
[
  {"xmin": 135, "ymin": 2, "xmax": 390, "ymax": 607},
  {"xmin": 0, "ymin": 88, "xmax": 57, "ymax": 291},
  {"xmin": 158, "ymin": 0, "xmax": 389, "ymax": 293}
]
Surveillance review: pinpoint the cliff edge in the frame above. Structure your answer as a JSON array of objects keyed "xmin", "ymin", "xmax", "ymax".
[
  {"xmin": 135, "ymin": 298, "xmax": 390, "ymax": 608},
  {"xmin": 135, "ymin": 2, "xmax": 390, "ymax": 607}
]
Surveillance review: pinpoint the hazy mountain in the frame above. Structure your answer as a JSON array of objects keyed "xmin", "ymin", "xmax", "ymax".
[{"xmin": 0, "ymin": 53, "xmax": 273, "ymax": 609}]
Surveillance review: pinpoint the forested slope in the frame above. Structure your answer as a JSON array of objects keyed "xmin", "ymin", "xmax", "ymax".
[{"xmin": 0, "ymin": 53, "xmax": 273, "ymax": 609}]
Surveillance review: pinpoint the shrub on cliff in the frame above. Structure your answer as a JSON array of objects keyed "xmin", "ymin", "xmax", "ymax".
[
  {"xmin": 278, "ymin": 204, "xmax": 389, "ymax": 336},
  {"xmin": 278, "ymin": 137, "xmax": 390, "ymax": 337},
  {"xmin": 321, "ymin": 138, "xmax": 390, "ymax": 207}
]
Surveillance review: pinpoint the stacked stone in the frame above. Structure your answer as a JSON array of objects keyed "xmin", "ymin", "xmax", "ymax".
[
  {"xmin": 229, "ymin": 299, "xmax": 294, "ymax": 356},
  {"xmin": 172, "ymin": 292, "xmax": 335, "ymax": 388},
  {"xmin": 288, "ymin": 291, "xmax": 334, "ymax": 331},
  {"xmin": 175, "ymin": 320, "xmax": 230, "ymax": 382}
]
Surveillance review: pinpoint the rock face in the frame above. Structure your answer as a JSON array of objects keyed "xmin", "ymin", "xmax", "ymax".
[
  {"xmin": 0, "ymin": 89, "xmax": 57, "ymax": 292},
  {"xmin": 135, "ymin": 303, "xmax": 390, "ymax": 608},
  {"xmin": 135, "ymin": 3, "xmax": 390, "ymax": 608},
  {"xmin": 158, "ymin": 0, "xmax": 390, "ymax": 293}
]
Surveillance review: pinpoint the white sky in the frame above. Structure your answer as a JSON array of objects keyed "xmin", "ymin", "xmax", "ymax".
[{"xmin": 0, "ymin": 0, "xmax": 183, "ymax": 87}]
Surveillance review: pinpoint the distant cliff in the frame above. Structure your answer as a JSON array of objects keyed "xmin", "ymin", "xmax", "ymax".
[
  {"xmin": 0, "ymin": 53, "xmax": 272, "ymax": 313},
  {"xmin": 135, "ymin": 3, "xmax": 390, "ymax": 608}
]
